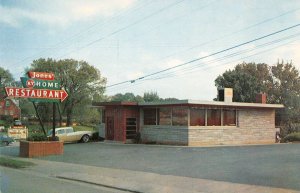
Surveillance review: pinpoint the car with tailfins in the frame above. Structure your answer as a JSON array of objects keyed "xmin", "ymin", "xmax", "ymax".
[{"xmin": 47, "ymin": 127, "xmax": 95, "ymax": 143}]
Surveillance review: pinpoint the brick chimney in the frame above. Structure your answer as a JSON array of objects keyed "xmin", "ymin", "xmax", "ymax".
[{"xmin": 256, "ymin": 93, "xmax": 267, "ymax": 104}]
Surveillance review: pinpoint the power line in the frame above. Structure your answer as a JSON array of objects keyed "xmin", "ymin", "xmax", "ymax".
[
  {"xmin": 10, "ymin": 0, "xmax": 155, "ymax": 67},
  {"xmin": 147, "ymin": 32, "xmax": 300, "ymax": 80},
  {"xmin": 106, "ymin": 23, "xmax": 300, "ymax": 88},
  {"xmin": 58, "ymin": 0, "xmax": 186, "ymax": 59},
  {"xmin": 151, "ymin": 7, "xmax": 300, "ymax": 64},
  {"xmin": 106, "ymin": 38, "xmax": 300, "ymax": 93}
]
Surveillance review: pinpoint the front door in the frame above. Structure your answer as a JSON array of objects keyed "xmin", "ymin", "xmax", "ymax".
[{"xmin": 106, "ymin": 117, "xmax": 114, "ymax": 140}]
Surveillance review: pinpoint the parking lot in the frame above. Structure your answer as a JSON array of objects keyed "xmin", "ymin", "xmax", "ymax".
[{"xmin": 1, "ymin": 142, "xmax": 300, "ymax": 191}]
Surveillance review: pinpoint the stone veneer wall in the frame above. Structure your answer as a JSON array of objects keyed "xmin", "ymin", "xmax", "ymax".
[
  {"xmin": 189, "ymin": 109, "xmax": 276, "ymax": 146},
  {"xmin": 141, "ymin": 126, "xmax": 188, "ymax": 145}
]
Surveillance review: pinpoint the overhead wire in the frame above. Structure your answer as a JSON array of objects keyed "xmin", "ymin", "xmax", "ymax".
[
  {"xmin": 150, "ymin": 7, "xmax": 300, "ymax": 64},
  {"xmin": 106, "ymin": 37, "xmax": 300, "ymax": 93},
  {"xmin": 57, "ymin": 0, "xmax": 187, "ymax": 59},
  {"xmin": 10, "ymin": 0, "xmax": 155, "ymax": 67},
  {"xmin": 106, "ymin": 23, "xmax": 300, "ymax": 88},
  {"xmin": 146, "ymin": 32, "xmax": 300, "ymax": 80}
]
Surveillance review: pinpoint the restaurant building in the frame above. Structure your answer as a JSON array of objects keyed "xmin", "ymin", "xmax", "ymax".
[{"xmin": 94, "ymin": 90, "xmax": 283, "ymax": 146}]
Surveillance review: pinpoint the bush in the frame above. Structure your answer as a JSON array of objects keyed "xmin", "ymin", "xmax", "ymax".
[
  {"xmin": 0, "ymin": 157, "xmax": 35, "ymax": 169},
  {"xmin": 282, "ymin": 132, "xmax": 300, "ymax": 143},
  {"xmin": 0, "ymin": 115, "xmax": 14, "ymax": 127},
  {"xmin": 27, "ymin": 133, "xmax": 48, "ymax": 141},
  {"xmin": 280, "ymin": 123, "xmax": 300, "ymax": 137}
]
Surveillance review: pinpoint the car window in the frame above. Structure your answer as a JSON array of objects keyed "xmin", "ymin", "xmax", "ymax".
[
  {"xmin": 66, "ymin": 128, "xmax": 73, "ymax": 133},
  {"xmin": 57, "ymin": 130, "xmax": 65, "ymax": 134}
]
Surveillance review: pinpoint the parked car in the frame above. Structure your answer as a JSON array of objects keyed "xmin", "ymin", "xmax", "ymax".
[
  {"xmin": 47, "ymin": 127, "xmax": 95, "ymax": 143},
  {"xmin": 0, "ymin": 134, "xmax": 14, "ymax": 146}
]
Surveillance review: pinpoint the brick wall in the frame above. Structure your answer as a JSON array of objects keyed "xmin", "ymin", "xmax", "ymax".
[
  {"xmin": 20, "ymin": 141, "xmax": 64, "ymax": 158},
  {"xmin": 141, "ymin": 126, "xmax": 188, "ymax": 145},
  {"xmin": 189, "ymin": 109, "xmax": 276, "ymax": 146}
]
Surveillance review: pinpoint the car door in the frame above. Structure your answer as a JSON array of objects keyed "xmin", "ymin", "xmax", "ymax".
[
  {"xmin": 56, "ymin": 129, "xmax": 67, "ymax": 142},
  {"xmin": 65, "ymin": 128, "xmax": 78, "ymax": 142}
]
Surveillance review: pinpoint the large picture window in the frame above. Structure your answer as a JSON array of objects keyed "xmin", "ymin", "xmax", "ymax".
[
  {"xmin": 172, "ymin": 107, "xmax": 188, "ymax": 126},
  {"xmin": 159, "ymin": 107, "xmax": 172, "ymax": 125},
  {"xmin": 144, "ymin": 108, "xmax": 157, "ymax": 125},
  {"xmin": 223, "ymin": 109, "xmax": 236, "ymax": 126},
  {"xmin": 207, "ymin": 109, "xmax": 221, "ymax": 126},
  {"xmin": 190, "ymin": 108, "xmax": 205, "ymax": 126}
]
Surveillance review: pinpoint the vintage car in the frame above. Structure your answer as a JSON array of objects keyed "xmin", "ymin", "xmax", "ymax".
[
  {"xmin": 0, "ymin": 134, "xmax": 14, "ymax": 146},
  {"xmin": 47, "ymin": 127, "xmax": 94, "ymax": 143}
]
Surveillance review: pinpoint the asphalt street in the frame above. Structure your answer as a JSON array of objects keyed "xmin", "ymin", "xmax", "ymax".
[
  {"xmin": 1, "ymin": 142, "xmax": 300, "ymax": 191},
  {"xmin": 0, "ymin": 166, "xmax": 127, "ymax": 193}
]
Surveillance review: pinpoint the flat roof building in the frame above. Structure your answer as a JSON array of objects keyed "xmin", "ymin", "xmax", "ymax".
[{"xmin": 93, "ymin": 96, "xmax": 283, "ymax": 146}]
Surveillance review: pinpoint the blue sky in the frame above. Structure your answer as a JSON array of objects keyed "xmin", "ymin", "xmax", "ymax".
[{"xmin": 1, "ymin": 0, "xmax": 300, "ymax": 100}]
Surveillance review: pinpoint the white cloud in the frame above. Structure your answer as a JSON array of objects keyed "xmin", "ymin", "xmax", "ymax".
[{"xmin": 0, "ymin": 0, "xmax": 136, "ymax": 27}]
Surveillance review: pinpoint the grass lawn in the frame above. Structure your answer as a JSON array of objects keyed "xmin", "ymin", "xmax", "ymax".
[
  {"xmin": 0, "ymin": 157, "xmax": 35, "ymax": 169},
  {"xmin": 73, "ymin": 125, "xmax": 96, "ymax": 132}
]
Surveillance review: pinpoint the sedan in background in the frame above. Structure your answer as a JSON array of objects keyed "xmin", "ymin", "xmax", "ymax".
[{"xmin": 0, "ymin": 135, "xmax": 14, "ymax": 146}]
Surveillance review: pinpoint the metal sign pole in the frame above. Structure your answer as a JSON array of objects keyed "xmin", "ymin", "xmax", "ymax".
[
  {"xmin": 52, "ymin": 102, "xmax": 56, "ymax": 140},
  {"xmin": 32, "ymin": 102, "xmax": 46, "ymax": 136}
]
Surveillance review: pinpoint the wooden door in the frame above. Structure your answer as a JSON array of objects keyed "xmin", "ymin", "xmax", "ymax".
[{"xmin": 106, "ymin": 117, "xmax": 114, "ymax": 140}]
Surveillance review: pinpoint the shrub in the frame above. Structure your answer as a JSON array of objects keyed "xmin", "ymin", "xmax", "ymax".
[
  {"xmin": 27, "ymin": 133, "xmax": 48, "ymax": 141},
  {"xmin": 280, "ymin": 123, "xmax": 300, "ymax": 137},
  {"xmin": 0, "ymin": 157, "xmax": 35, "ymax": 169},
  {"xmin": 282, "ymin": 132, "xmax": 300, "ymax": 143}
]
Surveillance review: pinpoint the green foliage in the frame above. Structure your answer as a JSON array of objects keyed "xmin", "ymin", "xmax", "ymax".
[
  {"xmin": 0, "ymin": 67, "xmax": 15, "ymax": 98},
  {"xmin": 215, "ymin": 61, "xmax": 300, "ymax": 124},
  {"xmin": 0, "ymin": 157, "xmax": 35, "ymax": 169},
  {"xmin": 215, "ymin": 63, "xmax": 271, "ymax": 102},
  {"xmin": 112, "ymin": 92, "xmax": 144, "ymax": 102},
  {"xmin": 29, "ymin": 58, "xmax": 107, "ymax": 126},
  {"xmin": 280, "ymin": 123, "xmax": 300, "ymax": 137},
  {"xmin": 144, "ymin": 91, "xmax": 160, "ymax": 102},
  {"xmin": 0, "ymin": 115, "xmax": 14, "ymax": 127},
  {"xmin": 73, "ymin": 125, "xmax": 95, "ymax": 131},
  {"xmin": 27, "ymin": 133, "xmax": 48, "ymax": 141},
  {"xmin": 282, "ymin": 132, "xmax": 300, "ymax": 142},
  {"xmin": 75, "ymin": 107, "xmax": 100, "ymax": 126}
]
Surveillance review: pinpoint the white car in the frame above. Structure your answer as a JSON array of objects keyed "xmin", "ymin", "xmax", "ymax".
[{"xmin": 48, "ymin": 127, "xmax": 94, "ymax": 143}]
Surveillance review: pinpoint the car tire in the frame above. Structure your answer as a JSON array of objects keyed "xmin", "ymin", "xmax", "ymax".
[
  {"xmin": 81, "ymin": 135, "xmax": 89, "ymax": 143},
  {"xmin": 5, "ymin": 141, "xmax": 9, "ymax": 146}
]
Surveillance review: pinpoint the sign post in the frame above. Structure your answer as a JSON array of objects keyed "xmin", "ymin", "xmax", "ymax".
[{"xmin": 4, "ymin": 71, "xmax": 68, "ymax": 140}]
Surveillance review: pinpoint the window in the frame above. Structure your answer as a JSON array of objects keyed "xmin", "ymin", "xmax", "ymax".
[
  {"xmin": 144, "ymin": 108, "xmax": 157, "ymax": 125},
  {"xmin": 190, "ymin": 108, "xmax": 205, "ymax": 126},
  {"xmin": 66, "ymin": 128, "xmax": 73, "ymax": 133},
  {"xmin": 159, "ymin": 107, "xmax": 172, "ymax": 125},
  {"xmin": 207, "ymin": 109, "xmax": 221, "ymax": 126},
  {"xmin": 57, "ymin": 130, "xmax": 65, "ymax": 135},
  {"xmin": 172, "ymin": 107, "xmax": 188, "ymax": 126},
  {"xmin": 223, "ymin": 109, "xmax": 236, "ymax": 126}
]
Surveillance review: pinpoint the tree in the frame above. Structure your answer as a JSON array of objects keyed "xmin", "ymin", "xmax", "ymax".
[
  {"xmin": 215, "ymin": 61, "xmax": 300, "ymax": 124},
  {"xmin": 0, "ymin": 67, "xmax": 14, "ymax": 98},
  {"xmin": 143, "ymin": 91, "xmax": 160, "ymax": 102},
  {"xmin": 29, "ymin": 58, "xmax": 107, "ymax": 126},
  {"xmin": 215, "ymin": 62, "xmax": 271, "ymax": 102},
  {"xmin": 111, "ymin": 92, "xmax": 144, "ymax": 102}
]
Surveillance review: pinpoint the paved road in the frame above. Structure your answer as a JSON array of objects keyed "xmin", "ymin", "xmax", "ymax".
[
  {"xmin": 0, "ymin": 166, "xmax": 126, "ymax": 193},
  {"xmin": 1, "ymin": 142, "xmax": 300, "ymax": 191}
]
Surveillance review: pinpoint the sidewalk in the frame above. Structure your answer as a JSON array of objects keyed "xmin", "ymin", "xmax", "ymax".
[{"xmin": 18, "ymin": 158, "xmax": 300, "ymax": 193}]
